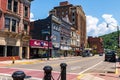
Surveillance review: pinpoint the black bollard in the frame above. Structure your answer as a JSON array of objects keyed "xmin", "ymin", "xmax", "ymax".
[
  {"xmin": 12, "ymin": 71, "xmax": 26, "ymax": 80},
  {"xmin": 43, "ymin": 66, "xmax": 52, "ymax": 80},
  {"xmin": 60, "ymin": 63, "xmax": 67, "ymax": 80}
]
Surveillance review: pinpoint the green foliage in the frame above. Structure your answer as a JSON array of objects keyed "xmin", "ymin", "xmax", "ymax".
[{"xmin": 99, "ymin": 31, "xmax": 120, "ymax": 50}]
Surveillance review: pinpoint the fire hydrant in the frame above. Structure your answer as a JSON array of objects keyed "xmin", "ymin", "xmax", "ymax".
[{"xmin": 12, "ymin": 57, "xmax": 15, "ymax": 64}]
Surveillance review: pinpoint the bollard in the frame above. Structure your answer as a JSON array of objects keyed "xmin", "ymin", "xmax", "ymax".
[
  {"xmin": 60, "ymin": 63, "xmax": 67, "ymax": 80},
  {"xmin": 43, "ymin": 66, "xmax": 52, "ymax": 80},
  {"xmin": 12, "ymin": 71, "xmax": 26, "ymax": 80}
]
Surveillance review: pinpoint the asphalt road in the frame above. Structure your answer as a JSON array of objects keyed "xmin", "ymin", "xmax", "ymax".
[{"xmin": 7, "ymin": 55, "xmax": 116, "ymax": 75}]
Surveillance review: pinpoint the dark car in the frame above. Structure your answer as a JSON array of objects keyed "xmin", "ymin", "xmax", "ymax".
[
  {"xmin": 82, "ymin": 50, "xmax": 93, "ymax": 57},
  {"xmin": 104, "ymin": 51, "xmax": 116, "ymax": 62}
]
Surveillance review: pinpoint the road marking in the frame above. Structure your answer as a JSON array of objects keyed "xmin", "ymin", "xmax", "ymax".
[
  {"xmin": 115, "ymin": 67, "xmax": 118, "ymax": 74},
  {"xmin": 77, "ymin": 61, "xmax": 103, "ymax": 80},
  {"xmin": 78, "ymin": 61, "xmax": 103, "ymax": 75}
]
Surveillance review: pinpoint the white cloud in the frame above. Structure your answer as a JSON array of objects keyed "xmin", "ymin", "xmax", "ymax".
[
  {"xmin": 86, "ymin": 14, "xmax": 118, "ymax": 37},
  {"xmin": 30, "ymin": 12, "xmax": 35, "ymax": 21}
]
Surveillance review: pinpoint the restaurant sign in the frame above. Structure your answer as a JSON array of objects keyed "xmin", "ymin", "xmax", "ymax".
[{"xmin": 30, "ymin": 39, "xmax": 52, "ymax": 49}]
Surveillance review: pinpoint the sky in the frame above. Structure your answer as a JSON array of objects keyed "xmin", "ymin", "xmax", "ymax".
[{"xmin": 30, "ymin": 0, "xmax": 120, "ymax": 37}]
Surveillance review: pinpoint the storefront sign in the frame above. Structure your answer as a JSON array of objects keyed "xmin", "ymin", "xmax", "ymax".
[
  {"xmin": 30, "ymin": 39, "xmax": 52, "ymax": 48},
  {"xmin": 52, "ymin": 42, "xmax": 60, "ymax": 48},
  {"xmin": 60, "ymin": 46, "xmax": 71, "ymax": 50}
]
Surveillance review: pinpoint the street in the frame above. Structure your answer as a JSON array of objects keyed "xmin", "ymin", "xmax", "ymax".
[{"xmin": 5, "ymin": 55, "xmax": 115, "ymax": 75}]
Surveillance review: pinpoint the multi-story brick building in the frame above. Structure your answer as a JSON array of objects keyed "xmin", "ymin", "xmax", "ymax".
[
  {"xmin": 49, "ymin": 1, "xmax": 86, "ymax": 52},
  {"xmin": 88, "ymin": 36, "xmax": 104, "ymax": 54},
  {"xmin": 0, "ymin": 0, "xmax": 32, "ymax": 61}
]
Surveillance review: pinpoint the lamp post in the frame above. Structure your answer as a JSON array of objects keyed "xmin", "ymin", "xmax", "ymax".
[
  {"xmin": 47, "ymin": 26, "xmax": 50, "ymax": 60},
  {"xmin": 47, "ymin": 35, "xmax": 50, "ymax": 60},
  {"xmin": 117, "ymin": 25, "xmax": 119, "ymax": 48},
  {"xmin": 41, "ymin": 26, "xmax": 50, "ymax": 60},
  {"xmin": 107, "ymin": 24, "xmax": 119, "ymax": 48}
]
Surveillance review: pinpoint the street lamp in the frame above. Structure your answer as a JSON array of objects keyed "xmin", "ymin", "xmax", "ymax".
[
  {"xmin": 41, "ymin": 26, "xmax": 50, "ymax": 60},
  {"xmin": 107, "ymin": 24, "xmax": 119, "ymax": 48},
  {"xmin": 47, "ymin": 26, "xmax": 50, "ymax": 60}
]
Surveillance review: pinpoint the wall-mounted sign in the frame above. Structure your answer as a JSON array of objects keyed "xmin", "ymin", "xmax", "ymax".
[{"xmin": 30, "ymin": 39, "xmax": 52, "ymax": 49}]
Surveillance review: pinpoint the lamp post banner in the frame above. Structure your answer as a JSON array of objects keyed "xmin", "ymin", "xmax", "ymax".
[{"xmin": 30, "ymin": 39, "xmax": 52, "ymax": 49}]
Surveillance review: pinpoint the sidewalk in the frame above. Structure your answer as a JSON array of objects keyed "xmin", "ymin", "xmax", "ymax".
[{"xmin": 77, "ymin": 61, "xmax": 120, "ymax": 80}]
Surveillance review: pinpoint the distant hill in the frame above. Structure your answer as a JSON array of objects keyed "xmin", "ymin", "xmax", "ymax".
[{"xmin": 99, "ymin": 31, "xmax": 120, "ymax": 50}]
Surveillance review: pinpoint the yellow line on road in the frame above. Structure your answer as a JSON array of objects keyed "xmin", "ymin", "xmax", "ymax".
[
  {"xmin": 77, "ymin": 74, "xmax": 85, "ymax": 80},
  {"xmin": 115, "ymin": 68, "xmax": 118, "ymax": 74}
]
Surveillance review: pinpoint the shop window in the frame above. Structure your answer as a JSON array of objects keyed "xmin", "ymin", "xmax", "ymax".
[
  {"xmin": 24, "ymin": 6, "xmax": 28, "ymax": 17},
  {"xmin": 13, "ymin": 1, "xmax": 18, "ymax": 13},
  {"xmin": 8, "ymin": 0, "xmax": 12, "ymax": 10},
  {"xmin": 0, "ymin": 46, "xmax": 4, "ymax": 57}
]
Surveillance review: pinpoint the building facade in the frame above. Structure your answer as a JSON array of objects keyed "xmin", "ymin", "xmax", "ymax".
[
  {"xmin": 30, "ymin": 15, "xmax": 61, "ymax": 58},
  {"xmin": 0, "ymin": 0, "xmax": 32, "ymax": 61},
  {"xmin": 88, "ymin": 36, "xmax": 104, "ymax": 54},
  {"xmin": 49, "ymin": 1, "xmax": 86, "ymax": 52},
  {"xmin": 60, "ymin": 16, "xmax": 72, "ymax": 57},
  {"xmin": 30, "ymin": 14, "xmax": 72, "ymax": 58}
]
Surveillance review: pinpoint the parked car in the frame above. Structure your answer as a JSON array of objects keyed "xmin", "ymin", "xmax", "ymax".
[
  {"xmin": 82, "ymin": 51, "xmax": 93, "ymax": 57},
  {"xmin": 104, "ymin": 51, "xmax": 116, "ymax": 62},
  {"xmin": 99, "ymin": 53, "xmax": 103, "ymax": 56}
]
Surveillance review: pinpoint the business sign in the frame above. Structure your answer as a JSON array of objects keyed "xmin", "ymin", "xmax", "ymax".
[{"xmin": 30, "ymin": 39, "xmax": 52, "ymax": 49}]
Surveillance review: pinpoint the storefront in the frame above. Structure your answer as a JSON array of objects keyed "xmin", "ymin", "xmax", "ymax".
[
  {"xmin": 0, "ymin": 36, "xmax": 20, "ymax": 61},
  {"xmin": 29, "ymin": 39, "xmax": 52, "ymax": 59},
  {"xmin": 60, "ymin": 45, "xmax": 71, "ymax": 57}
]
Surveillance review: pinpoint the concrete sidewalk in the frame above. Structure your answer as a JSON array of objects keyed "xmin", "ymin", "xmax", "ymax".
[
  {"xmin": 77, "ymin": 73, "xmax": 119, "ymax": 80},
  {"xmin": 77, "ymin": 61, "xmax": 120, "ymax": 80}
]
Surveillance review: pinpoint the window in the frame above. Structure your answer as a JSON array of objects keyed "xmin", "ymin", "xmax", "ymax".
[
  {"xmin": 24, "ymin": 6, "xmax": 28, "ymax": 17},
  {"xmin": 8, "ymin": 0, "xmax": 12, "ymax": 10},
  {"xmin": 62, "ymin": 12, "xmax": 64, "ymax": 15},
  {"xmin": 24, "ymin": 24, "xmax": 27, "ymax": 34},
  {"xmin": 72, "ymin": 13, "xmax": 75, "ymax": 16},
  {"xmin": 12, "ymin": 19, "xmax": 16, "ymax": 32},
  {"xmin": 61, "ymin": 37, "xmax": 63, "ymax": 40},
  {"xmin": 5, "ymin": 18, "xmax": 10, "ymax": 31},
  {"xmin": 13, "ymin": 1, "xmax": 18, "ymax": 13}
]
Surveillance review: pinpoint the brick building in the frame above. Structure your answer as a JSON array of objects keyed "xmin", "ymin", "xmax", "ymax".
[
  {"xmin": 49, "ymin": 1, "xmax": 86, "ymax": 52},
  {"xmin": 0, "ymin": 0, "xmax": 32, "ymax": 61},
  {"xmin": 88, "ymin": 36, "xmax": 104, "ymax": 54}
]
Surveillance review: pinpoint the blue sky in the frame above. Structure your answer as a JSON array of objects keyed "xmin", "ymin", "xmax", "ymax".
[{"xmin": 30, "ymin": 0, "xmax": 120, "ymax": 37}]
